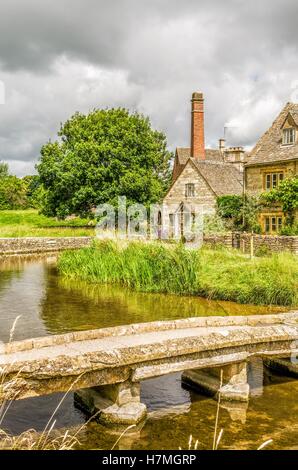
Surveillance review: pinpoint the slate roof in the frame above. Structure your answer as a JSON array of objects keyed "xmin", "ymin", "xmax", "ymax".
[
  {"xmin": 246, "ymin": 102, "xmax": 298, "ymax": 166},
  {"xmin": 191, "ymin": 159, "xmax": 243, "ymax": 196},
  {"xmin": 176, "ymin": 147, "xmax": 224, "ymax": 165},
  {"xmin": 172, "ymin": 146, "xmax": 243, "ymax": 196},
  {"xmin": 173, "ymin": 147, "xmax": 225, "ymax": 181}
]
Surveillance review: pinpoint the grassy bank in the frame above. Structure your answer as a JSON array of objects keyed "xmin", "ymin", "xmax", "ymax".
[
  {"xmin": 0, "ymin": 210, "xmax": 95, "ymax": 237},
  {"xmin": 58, "ymin": 241, "xmax": 298, "ymax": 306}
]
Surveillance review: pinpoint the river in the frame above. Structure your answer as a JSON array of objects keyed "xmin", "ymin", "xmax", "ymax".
[{"xmin": 0, "ymin": 255, "xmax": 297, "ymax": 450}]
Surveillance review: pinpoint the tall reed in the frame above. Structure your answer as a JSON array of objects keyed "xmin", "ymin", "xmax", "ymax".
[{"xmin": 58, "ymin": 241, "xmax": 298, "ymax": 306}]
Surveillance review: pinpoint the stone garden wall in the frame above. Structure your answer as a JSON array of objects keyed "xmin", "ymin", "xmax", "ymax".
[
  {"xmin": 203, "ymin": 233, "xmax": 233, "ymax": 249},
  {"xmin": 0, "ymin": 237, "xmax": 93, "ymax": 255},
  {"xmin": 0, "ymin": 233, "xmax": 297, "ymax": 255},
  {"xmin": 203, "ymin": 232, "xmax": 298, "ymax": 255}
]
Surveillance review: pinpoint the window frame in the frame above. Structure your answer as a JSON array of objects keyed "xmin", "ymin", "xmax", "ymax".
[
  {"xmin": 185, "ymin": 183, "xmax": 195, "ymax": 197},
  {"xmin": 264, "ymin": 172, "xmax": 284, "ymax": 191},
  {"xmin": 263, "ymin": 214, "xmax": 283, "ymax": 234},
  {"xmin": 282, "ymin": 128, "xmax": 296, "ymax": 145}
]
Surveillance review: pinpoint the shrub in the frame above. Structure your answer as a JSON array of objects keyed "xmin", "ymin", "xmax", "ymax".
[
  {"xmin": 280, "ymin": 223, "xmax": 298, "ymax": 236},
  {"xmin": 254, "ymin": 245, "xmax": 271, "ymax": 257},
  {"xmin": 216, "ymin": 195, "xmax": 262, "ymax": 233},
  {"xmin": 217, "ymin": 195, "xmax": 243, "ymax": 219}
]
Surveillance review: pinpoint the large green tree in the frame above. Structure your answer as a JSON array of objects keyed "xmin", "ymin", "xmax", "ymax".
[{"xmin": 37, "ymin": 108, "xmax": 172, "ymax": 218}]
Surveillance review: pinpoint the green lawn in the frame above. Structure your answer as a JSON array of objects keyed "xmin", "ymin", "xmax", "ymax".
[
  {"xmin": 58, "ymin": 241, "xmax": 298, "ymax": 306},
  {"xmin": 0, "ymin": 210, "xmax": 96, "ymax": 237}
]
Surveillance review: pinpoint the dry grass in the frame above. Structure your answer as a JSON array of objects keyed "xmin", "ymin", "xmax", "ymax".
[{"xmin": 0, "ymin": 318, "xmax": 88, "ymax": 450}]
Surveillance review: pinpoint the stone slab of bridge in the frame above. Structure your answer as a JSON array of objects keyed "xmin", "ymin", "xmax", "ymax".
[{"xmin": 0, "ymin": 312, "xmax": 298, "ymax": 427}]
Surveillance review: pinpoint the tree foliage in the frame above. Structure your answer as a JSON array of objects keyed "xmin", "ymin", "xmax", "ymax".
[
  {"xmin": 22, "ymin": 175, "xmax": 42, "ymax": 208},
  {"xmin": 0, "ymin": 164, "xmax": 41, "ymax": 210},
  {"xmin": 36, "ymin": 108, "xmax": 172, "ymax": 218},
  {"xmin": 0, "ymin": 176, "xmax": 29, "ymax": 210},
  {"xmin": 0, "ymin": 162, "xmax": 9, "ymax": 178},
  {"xmin": 262, "ymin": 176, "xmax": 298, "ymax": 225},
  {"xmin": 216, "ymin": 195, "xmax": 261, "ymax": 233},
  {"xmin": 217, "ymin": 195, "xmax": 243, "ymax": 219}
]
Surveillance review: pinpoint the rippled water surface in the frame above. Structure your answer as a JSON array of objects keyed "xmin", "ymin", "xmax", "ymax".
[{"xmin": 0, "ymin": 255, "xmax": 297, "ymax": 450}]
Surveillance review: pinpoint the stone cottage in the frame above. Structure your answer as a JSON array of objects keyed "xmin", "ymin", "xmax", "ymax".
[
  {"xmin": 245, "ymin": 102, "xmax": 298, "ymax": 233},
  {"xmin": 162, "ymin": 92, "xmax": 244, "ymax": 239}
]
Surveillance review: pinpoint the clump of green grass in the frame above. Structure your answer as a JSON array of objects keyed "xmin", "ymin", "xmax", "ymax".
[
  {"xmin": 59, "ymin": 241, "xmax": 201, "ymax": 295},
  {"xmin": 0, "ymin": 209, "xmax": 95, "ymax": 237},
  {"xmin": 58, "ymin": 241, "xmax": 298, "ymax": 306}
]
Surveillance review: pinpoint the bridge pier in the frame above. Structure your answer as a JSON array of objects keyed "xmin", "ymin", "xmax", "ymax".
[
  {"xmin": 74, "ymin": 380, "xmax": 147, "ymax": 427},
  {"xmin": 182, "ymin": 361, "xmax": 250, "ymax": 402},
  {"xmin": 248, "ymin": 357, "xmax": 264, "ymax": 397}
]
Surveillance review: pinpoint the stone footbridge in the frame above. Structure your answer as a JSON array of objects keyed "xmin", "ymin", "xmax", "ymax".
[{"xmin": 1, "ymin": 312, "xmax": 298, "ymax": 427}]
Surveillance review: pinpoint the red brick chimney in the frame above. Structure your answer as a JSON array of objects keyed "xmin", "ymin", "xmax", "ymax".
[{"xmin": 190, "ymin": 91, "xmax": 205, "ymax": 160}]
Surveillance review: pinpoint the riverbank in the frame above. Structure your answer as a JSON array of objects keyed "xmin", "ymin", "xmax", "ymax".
[
  {"xmin": 0, "ymin": 210, "xmax": 95, "ymax": 237},
  {"xmin": 58, "ymin": 241, "xmax": 298, "ymax": 306}
]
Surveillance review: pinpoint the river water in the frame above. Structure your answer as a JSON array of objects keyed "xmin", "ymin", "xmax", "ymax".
[{"xmin": 0, "ymin": 255, "xmax": 297, "ymax": 450}]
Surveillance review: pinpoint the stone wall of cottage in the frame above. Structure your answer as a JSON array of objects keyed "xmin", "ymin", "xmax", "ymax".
[
  {"xmin": 164, "ymin": 162, "xmax": 216, "ymax": 209},
  {"xmin": 163, "ymin": 161, "xmax": 216, "ymax": 235},
  {"xmin": 245, "ymin": 160, "xmax": 298, "ymax": 196},
  {"xmin": 245, "ymin": 160, "xmax": 298, "ymax": 232}
]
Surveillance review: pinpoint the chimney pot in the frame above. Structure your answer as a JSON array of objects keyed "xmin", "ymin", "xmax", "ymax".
[
  {"xmin": 219, "ymin": 138, "xmax": 226, "ymax": 152},
  {"xmin": 192, "ymin": 91, "xmax": 204, "ymax": 101}
]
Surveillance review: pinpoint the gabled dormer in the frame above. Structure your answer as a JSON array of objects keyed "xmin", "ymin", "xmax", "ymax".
[{"xmin": 281, "ymin": 112, "xmax": 297, "ymax": 146}]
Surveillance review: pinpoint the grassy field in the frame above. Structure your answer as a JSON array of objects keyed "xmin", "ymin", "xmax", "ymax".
[
  {"xmin": 0, "ymin": 210, "xmax": 95, "ymax": 237},
  {"xmin": 58, "ymin": 241, "xmax": 298, "ymax": 306}
]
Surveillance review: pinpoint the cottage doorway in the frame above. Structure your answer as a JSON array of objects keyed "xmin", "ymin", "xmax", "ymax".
[
  {"xmin": 157, "ymin": 210, "xmax": 162, "ymax": 239},
  {"xmin": 176, "ymin": 202, "xmax": 193, "ymax": 240}
]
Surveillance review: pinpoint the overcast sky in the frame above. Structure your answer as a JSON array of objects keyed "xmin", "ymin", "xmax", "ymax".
[{"xmin": 0, "ymin": 0, "xmax": 297, "ymax": 176}]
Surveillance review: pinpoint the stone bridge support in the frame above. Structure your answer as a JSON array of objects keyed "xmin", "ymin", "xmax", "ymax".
[
  {"xmin": 182, "ymin": 361, "xmax": 250, "ymax": 402},
  {"xmin": 74, "ymin": 380, "xmax": 147, "ymax": 427},
  {"xmin": 248, "ymin": 357, "xmax": 264, "ymax": 397}
]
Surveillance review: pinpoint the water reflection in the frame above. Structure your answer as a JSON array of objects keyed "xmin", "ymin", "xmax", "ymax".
[
  {"xmin": 0, "ymin": 257, "xmax": 48, "ymax": 342},
  {"xmin": 78, "ymin": 372, "xmax": 298, "ymax": 450},
  {"xmin": 0, "ymin": 255, "xmax": 285, "ymax": 341},
  {"xmin": 2, "ymin": 369, "xmax": 298, "ymax": 450}
]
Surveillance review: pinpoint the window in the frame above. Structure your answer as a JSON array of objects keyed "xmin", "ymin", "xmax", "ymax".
[
  {"xmin": 282, "ymin": 128, "xmax": 296, "ymax": 145},
  {"xmin": 271, "ymin": 217, "xmax": 277, "ymax": 232},
  {"xmin": 169, "ymin": 214, "xmax": 174, "ymax": 238},
  {"xmin": 264, "ymin": 215, "xmax": 283, "ymax": 233},
  {"xmin": 185, "ymin": 183, "xmax": 195, "ymax": 197},
  {"xmin": 272, "ymin": 174, "xmax": 277, "ymax": 188},
  {"xmin": 264, "ymin": 172, "xmax": 284, "ymax": 190}
]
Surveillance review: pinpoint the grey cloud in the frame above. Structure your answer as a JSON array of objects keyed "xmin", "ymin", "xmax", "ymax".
[{"xmin": 0, "ymin": 0, "xmax": 297, "ymax": 175}]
